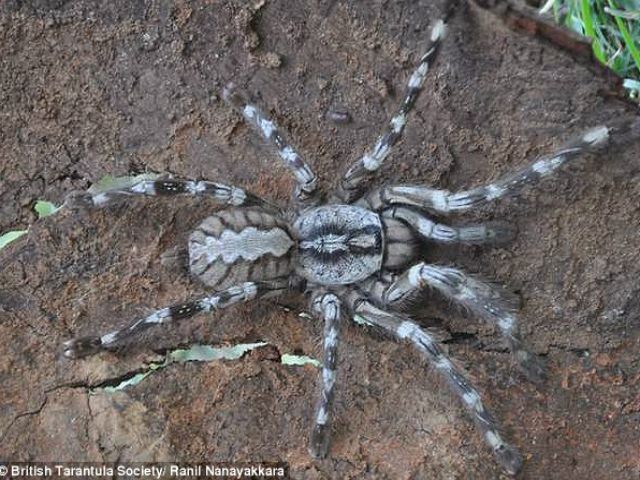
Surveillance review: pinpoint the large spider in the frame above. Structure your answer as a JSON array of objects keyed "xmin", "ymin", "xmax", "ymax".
[{"xmin": 59, "ymin": 6, "xmax": 636, "ymax": 476}]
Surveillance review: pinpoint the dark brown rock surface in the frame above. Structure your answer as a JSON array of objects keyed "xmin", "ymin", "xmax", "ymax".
[{"xmin": 1, "ymin": 1, "xmax": 639, "ymax": 478}]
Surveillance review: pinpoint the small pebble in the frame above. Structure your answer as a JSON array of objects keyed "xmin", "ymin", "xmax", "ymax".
[
  {"xmin": 261, "ymin": 51, "xmax": 282, "ymax": 69},
  {"xmin": 316, "ymin": 77, "xmax": 329, "ymax": 91},
  {"xmin": 141, "ymin": 26, "xmax": 160, "ymax": 51},
  {"xmin": 326, "ymin": 109, "xmax": 351, "ymax": 125}
]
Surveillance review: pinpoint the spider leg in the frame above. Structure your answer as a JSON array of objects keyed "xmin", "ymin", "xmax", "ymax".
[
  {"xmin": 336, "ymin": 12, "xmax": 452, "ymax": 201},
  {"xmin": 223, "ymin": 84, "xmax": 318, "ymax": 205},
  {"xmin": 62, "ymin": 280, "xmax": 287, "ymax": 358},
  {"xmin": 64, "ymin": 178, "xmax": 276, "ymax": 211},
  {"xmin": 346, "ymin": 292, "xmax": 523, "ymax": 476},
  {"xmin": 383, "ymin": 207, "xmax": 516, "ymax": 245},
  {"xmin": 358, "ymin": 124, "xmax": 613, "ymax": 213},
  {"xmin": 383, "ymin": 263, "xmax": 544, "ymax": 383},
  {"xmin": 309, "ymin": 291, "xmax": 343, "ymax": 459}
]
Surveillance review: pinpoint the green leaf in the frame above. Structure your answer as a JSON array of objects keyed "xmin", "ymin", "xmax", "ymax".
[
  {"xmin": 0, "ymin": 230, "xmax": 28, "ymax": 250},
  {"xmin": 281, "ymin": 354, "xmax": 321, "ymax": 367},
  {"xmin": 101, "ymin": 371, "xmax": 155, "ymax": 393},
  {"xmin": 34, "ymin": 200, "xmax": 61, "ymax": 218},
  {"xmin": 97, "ymin": 343, "xmax": 323, "ymax": 394},
  {"xmin": 88, "ymin": 173, "xmax": 163, "ymax": 194},
  {"xmin": 98, "ymin": 343, "xmax": 270, "ymax": 394},
  {"xmin": 169, "ymin": 342, "xmax": 268, "ymax": 363}
]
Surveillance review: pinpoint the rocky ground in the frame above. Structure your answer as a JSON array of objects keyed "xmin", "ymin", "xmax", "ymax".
[{"xmin": 1, "ymin": 0, "xmax": 639, "ymax": 478}]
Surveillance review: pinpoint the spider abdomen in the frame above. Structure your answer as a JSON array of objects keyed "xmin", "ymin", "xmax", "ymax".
[
  {"xmin": 188, "ymin": 208, "xmax": 295, "ymax": 288},
  {"xmin": 294, "ymin": 205, "xmax": 384, "ymax": 285}
]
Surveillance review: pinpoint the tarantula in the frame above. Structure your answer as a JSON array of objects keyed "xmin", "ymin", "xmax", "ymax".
[{"xmin": 60, "ymin": 7, "xmax": 635, "ymax": 476}]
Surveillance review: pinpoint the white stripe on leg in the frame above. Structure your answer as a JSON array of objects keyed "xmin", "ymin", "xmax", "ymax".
[
  {"xmin": 337, "ymin": 16, "xmax": 449, "ymax": 199},
  {"xmin": 309, "ymin": 292, "xmax": 342, "ymax": 458},
  {"xmin": 349, "ymin": 297, "xmax": 523, "ymax": 476},
  {"xmin": 223, "ymin": 84, "xmax": 318, "ymax": 203},
  {"xmin": 362, "ymin": 123, "xmax": 616, "ymax": 213},
  {"xmin": 390, "ymin": 263, "xmax": 545, "ymax": 383},
  {"xmin": 62, "ymin": 281, "xmax": 286, "ymax": 359}
]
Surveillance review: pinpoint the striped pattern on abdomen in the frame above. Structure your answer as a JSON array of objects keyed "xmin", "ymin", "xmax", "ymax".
[{"xmin": 188, "ymin": 208, "xmax": 295, "ymax": 288}]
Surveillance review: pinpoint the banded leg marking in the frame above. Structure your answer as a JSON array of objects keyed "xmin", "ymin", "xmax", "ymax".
[
  {"xmin": 348, "ymin": 294, "xmax": 523, "ymax": 476},
  {"xmin": 65, "ymin": 179, "xmax": 272, "ymax": 210},
  {"xmin": 223, "ymin": 84, "xmax": 318, "ymax": 203},
  {"xmin": 309, "ymin": 292, "xmax": 342, "ymax": 459},
  {"xmin": 384, "ymin": 207, "xmax": 516, "ymax": 245},
  {"xmin": 385, "ymin": 263, "xmax": 544, "ymax": 383},
  {"xmin": 63, "ymin": 280, "xmax": 288, "ymax": 358},
  {"xmin": 361, "ymin": 125, "xmax": 612, "ymax": 212},
  {"xmin": 338, "ymin": 17, "xmax": 449, "ymax": 199}
]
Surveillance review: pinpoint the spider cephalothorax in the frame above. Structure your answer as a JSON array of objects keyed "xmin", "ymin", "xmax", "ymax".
[
  {"xmin": 296, "ymin": 205, "xmax": 407, "ymax": 284},
  {"xmin": 60, "ymin": 6, "xmax": 639, "ymax": 476}
]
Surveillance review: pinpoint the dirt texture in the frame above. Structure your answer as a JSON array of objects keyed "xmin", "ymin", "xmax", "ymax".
[{"xmin": 1, "ymin": 0, "xmax": 639, "ymax": 479}]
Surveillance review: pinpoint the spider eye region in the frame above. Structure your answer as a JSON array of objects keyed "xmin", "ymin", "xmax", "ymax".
[{"xmin": 294, "ymin": 205, "xmax": 384, "ymax": 285}]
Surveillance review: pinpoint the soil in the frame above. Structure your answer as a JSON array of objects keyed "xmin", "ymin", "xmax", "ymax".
[{"xmin": 1, "ymin": 0, "xmax": 639, "ymax": 479}]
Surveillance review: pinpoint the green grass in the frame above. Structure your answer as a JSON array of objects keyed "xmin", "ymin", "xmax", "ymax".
[{"xmin": 541, "ymin": 0, "xmax": 640, "ymax": 98}]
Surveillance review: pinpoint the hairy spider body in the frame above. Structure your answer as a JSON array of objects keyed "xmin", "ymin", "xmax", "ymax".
[
  {"xmin": 189, "ymin": 208, "xmax": 295, "ymax": 288},
  {"xmin": 60, "ymin": 6, "xmax": 640, "ymax": 476},
  {"xmin": 188, "ymin": 203, "xmax": 416, "ymax": 288},
  {"xmin": 295, "ymin": 205, "xmax": 388, "ymax": 285}
]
